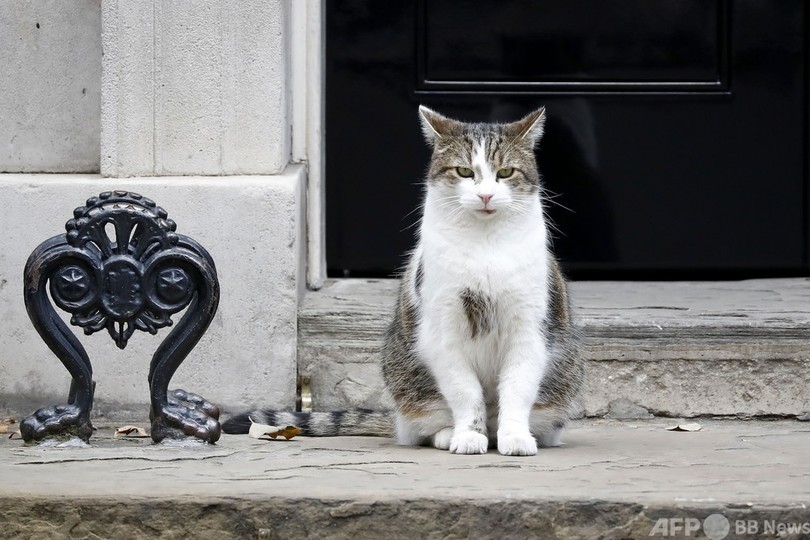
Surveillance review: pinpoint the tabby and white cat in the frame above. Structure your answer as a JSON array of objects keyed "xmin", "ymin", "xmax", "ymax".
[{"xmin": 223, "ymin": 106, "xmax": 584, "ymax": 455}]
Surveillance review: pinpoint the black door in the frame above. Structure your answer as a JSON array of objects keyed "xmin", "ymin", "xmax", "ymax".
[{"xmin": 326, "ymin": 0, "xmax": 807, "ymax": 279}]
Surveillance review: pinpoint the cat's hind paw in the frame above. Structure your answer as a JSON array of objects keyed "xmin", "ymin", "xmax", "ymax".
[
  {"xmin": 432, "ymin": 427, "xmax": 453, "ymax": 450},
  {"xmin": 450, "ymin": 430, "xmax": 488, "ymax": 454},
  {"xmin": 497, "ymin": 431, "xmax": 538, "ymax": 456}
]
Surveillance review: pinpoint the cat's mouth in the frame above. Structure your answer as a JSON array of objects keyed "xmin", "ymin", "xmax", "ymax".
[{"xmin": 476, "ymin": 209, "xmax": 497, "ymax": 216}]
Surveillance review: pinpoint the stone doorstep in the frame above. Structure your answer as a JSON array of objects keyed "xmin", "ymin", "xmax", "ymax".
[
  {"xmin": 298, "ymin": 278, "xmax": 810, "ymax": 418},
  {"xmin": 0, "ymin": 419, "xmax": 808, "ymax": 539}
]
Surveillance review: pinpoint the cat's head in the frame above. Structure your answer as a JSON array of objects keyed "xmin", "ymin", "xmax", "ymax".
[{"xmin": 419, "ymin": 106, "xmax": 546, "ymax": 221}]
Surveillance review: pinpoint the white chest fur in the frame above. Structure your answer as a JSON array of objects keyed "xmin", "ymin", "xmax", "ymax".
[
  {"xmin": 419, "ymin": 192, "xmax": 550, "ymax": 308},
  {"xmin": 415, "ymin": 190, "xmax": 552, "ymax": 379}
]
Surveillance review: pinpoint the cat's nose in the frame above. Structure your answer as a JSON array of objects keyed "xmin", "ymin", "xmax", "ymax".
[{"xmin": 478, "ymin": 194, "xmax": 493, "ymax": 206}]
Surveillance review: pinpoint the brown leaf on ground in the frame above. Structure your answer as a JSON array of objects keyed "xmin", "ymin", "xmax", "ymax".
[
  {"xmin": 114, "ymin": 425, "xmax": 149, "ymax": 438},
  {"xmin": 8, "ymin": 430, "xmax": 22, "ymax": 439},
  {"xmin": 0, "ymin": 419, "xmax": 17, "ymax": 434},
  {"xmin": 266, "ymin": 426, "xmax": 302, "ymax": 440},
  {"xmin": 248, "ymin": 419, "xmax": 301, "ymax": 441}
]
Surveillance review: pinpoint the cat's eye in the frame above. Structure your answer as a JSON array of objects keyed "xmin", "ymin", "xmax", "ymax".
[
  {"xmin": 497, "ymin": 167, "xmax": 514, "ymax": 178},
  {"xmin": 456, "ymin": 167, "xmax": 474, "ymax": 178}
]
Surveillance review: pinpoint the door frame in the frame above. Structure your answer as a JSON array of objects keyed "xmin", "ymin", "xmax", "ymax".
[{"xmin": 292, "ymin": 0, "xmax": 327, "ymax": 290}]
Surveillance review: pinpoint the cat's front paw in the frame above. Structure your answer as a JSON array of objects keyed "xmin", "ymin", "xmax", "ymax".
[
  {"xmin": 450, "ymin": 430, "xmax": 488, "ymax": 454},
  {"xmin": 432, "ymin": 427, "xmax": 453, "ymax": 450},
  {"xmin": 497, "ymin": 430, "xmax": 538, "ymax": 456}
]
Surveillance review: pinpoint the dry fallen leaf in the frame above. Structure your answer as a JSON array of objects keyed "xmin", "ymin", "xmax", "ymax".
[
  {"xmin": 268, "ymin": 426, "xmax": 302, "ymax": 440},
  {"xmin": 8, "ymin": 430, "xmax": 22, "ymax": 439},
  {"xmin": 0, "ymin": 419, "xmax": 16, "ymax": 434},
  {"xmin": 248, "ymin": 418, "xmax": 301, "ymax": 441},
  {"xmin": 114, "ymin": 425, "xmax": 149, "ymax": 438},
  {"xmin": 667, "ymin": 423, "xmax": 702, "ymax": 432}
]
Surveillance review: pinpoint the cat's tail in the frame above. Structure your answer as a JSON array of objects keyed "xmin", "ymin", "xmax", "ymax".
[{"xmin": 221, "ymin": 409, "xmax": 394, "ymax": 437}]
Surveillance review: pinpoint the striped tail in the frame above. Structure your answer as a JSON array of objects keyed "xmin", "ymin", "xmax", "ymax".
[{"xmin": 221, "ymin": 409, "xmax": 394, "ymax": 437}]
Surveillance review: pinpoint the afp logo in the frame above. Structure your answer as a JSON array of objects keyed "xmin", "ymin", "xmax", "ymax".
[{"xmin": 650, "ymin": 514, "xmax": 730, "ymax": 539}]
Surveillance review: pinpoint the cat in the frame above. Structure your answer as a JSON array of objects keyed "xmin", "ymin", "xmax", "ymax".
[{"xmin": 223, "ymin": 106, "xmax": 584, "ymax": 455}]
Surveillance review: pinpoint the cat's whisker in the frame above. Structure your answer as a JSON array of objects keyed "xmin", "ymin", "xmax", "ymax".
[
  {"xmin": 509, "ymin": 203, "xmax": 529, "ymax": 214},
  {"xmin": 433, "ymin": 196, "xmax": 461, "ymax": 204},
  {"xmin": 436, "ymin": 204, "xmax": 460, "ymax": 215},
  {"xmin": 506, "ymin": 197, "xmax": 532, "ymax": 212},
  {"xmin": 543, "ymin": 210, "xmax": 566, "ymax": 240},
  {"xmin": 507, "ymin": 206, "xmax": 531, "ymax": 218},
  {"xmin": 400, "ymin": 216, "xmax": 424, "ymax": 233},
  {"xmin": 539, "ymin": 188, "xmax": 575, "ymax": 214},
  {"xmin": 434, "ymin": 195, "xmax": 460, "ymax": 203},
  {"xmin": 436, "ymin": 198, "xmax": 462, "ymax": 210},
  {"xmin": 401, "ymin": 203, "xmax": 426, "ymax": 223},
  {"xmin": 447, "ymin": 206, "xmax": 466, "ymax": 221}
]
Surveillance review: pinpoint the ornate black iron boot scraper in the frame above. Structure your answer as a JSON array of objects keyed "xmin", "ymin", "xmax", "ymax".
[{"xmin": 21, "ymin": 191, "xmax": 221, "ymax": 444}]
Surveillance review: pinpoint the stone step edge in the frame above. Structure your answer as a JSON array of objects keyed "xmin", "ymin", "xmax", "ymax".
[
  {"xmin": 297, "ymin": 279, "xmax": 810, "ymax": 417},
  {"xmin": 2, "ymin": 496, "xmax": 808, "ymax": 539}
]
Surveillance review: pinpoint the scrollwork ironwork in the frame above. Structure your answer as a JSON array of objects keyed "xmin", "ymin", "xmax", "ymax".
[{"xmin": 21, "ymin": 191, "xmax": 221, "ymax": 444}]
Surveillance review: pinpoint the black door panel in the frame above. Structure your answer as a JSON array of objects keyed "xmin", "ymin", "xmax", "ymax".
[
  {"xmin": 420, "ymin": 0, "xmax": 726, "ymax": 89},
  {"xmin": 326, "ymin": 0, "xmax": 807, "ymax": 278}
]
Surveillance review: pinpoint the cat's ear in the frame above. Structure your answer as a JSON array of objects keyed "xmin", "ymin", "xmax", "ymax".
[
  {"xmin": 508, "ymin": 107, "xmax": 546, "ymax": 147},
  {"xmin": 418, "ymin": 105, "xmax": 462, "ymax": 145}
]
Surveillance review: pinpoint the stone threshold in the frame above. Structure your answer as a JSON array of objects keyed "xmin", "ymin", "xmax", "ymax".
[
  {"xmin": 298, "ymin": 278, "xmax": 810, "ymax": 418},
  {"xmin": 1, "ymin": 419, "xmax": 807, "ymax": 539}
]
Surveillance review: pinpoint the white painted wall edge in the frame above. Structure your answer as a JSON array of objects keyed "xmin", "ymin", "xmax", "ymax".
[
  {"xmin": 306, "ymin": 0, "xmax": 326, "ymax": 290},
  {"xmin": 291, "ymin": 1, "xmax": 308, "ymax": 162},
  {"xmin": 291, "ymin": 0, "xmax": 326, "ymax": 290}
]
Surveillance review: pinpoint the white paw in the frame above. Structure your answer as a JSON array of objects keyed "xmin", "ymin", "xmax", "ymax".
[
  {"xmin": 432, "ymin": 427, "xmax": 453, "ymax": 450},
  {"xmin": 497, "ymin": 431, "xmax": 538, "ymax": 456},
  {"xmin": 450, "ymin": 430, "xmax": 488, "ymax": 455}
]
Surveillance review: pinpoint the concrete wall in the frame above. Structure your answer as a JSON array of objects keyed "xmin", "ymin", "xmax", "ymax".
[
  {"xmin": 0, "ymin": 169, "xmax": 304, "ymax": 419},
  {"xmin": 101, "ymin": 0, "xmax": 291, "ymax": 177},
  {"xmin": 0, "ymin": 0, "xmax": 312, "ymax": 420},
  {"xmin": 0, "ymin": 0, "xmax": 102, "ymax": 172}
]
